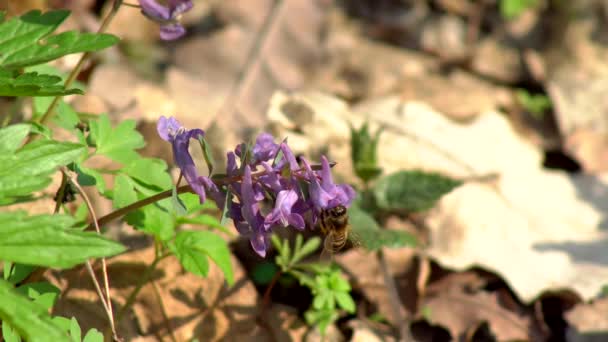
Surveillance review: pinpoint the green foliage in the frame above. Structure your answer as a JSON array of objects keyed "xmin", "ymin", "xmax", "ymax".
[
  {"xmin": 349, "ymin": 205, "xmax": 417, "ymax": 251},
  {"xmin": 0, "ymin": 211, "xmax": 125, "ymax": 268},
  {"xmin": 271, "ymin": 234, "xmax": 355, "ymax": 334},
  {"xmin": 0, "ymin": 131, "xmax": 85, "ymax": 200},
  {"xmin": 51, "ymin": 316, "xmax": 103, "ymax": 342},
  {"xmin": 350, "ymin": 123, "xmax": 383, "ymax": 183},
  {"xmin": 198, "ymin": 135, "xmax": 215, "ymax": 176},
  {"xmin": 0, "ymin": 280, "xmax": 68, "ymax": 341},
  {"xmin": 88, "ymin": 114, "xmax": 145, "ymax": 164},
  {"xmin": 500, "ymin": 0, "xmax": 538, "ymax": 19},
  {"xmin": 173, "ymin": 230, "xmax": 234, "ymax": 285},
  {"xmin": 373, "ymin": 170, "xmax": 462, "ymax": 213},
  {"xmin": 516, "ymin": 89, "xmax": 551, "ymax": 119},
  {"xmin": 0, "ymin": 10, "xmax": 119, "ymax": 70},
  {"xmin": 0, "ymin": 68, "xmax": 83, "ymax": 96}
]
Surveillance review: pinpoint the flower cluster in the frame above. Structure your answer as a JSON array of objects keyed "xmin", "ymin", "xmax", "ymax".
[
  {"xmin": 138, "ymin": 0, "xmax": 193, "ymax": 40},
  {"xmin": 157, "ymin": 116, "xmax": 356, "ymax": 257}
]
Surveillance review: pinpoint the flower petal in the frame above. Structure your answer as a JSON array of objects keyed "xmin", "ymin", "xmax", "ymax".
[
  {"xmin": 139, "ymin": 0, "xmax": 171, "ymax": 20},
  {"xmin": 169, "ymin": 0, "xmax": 193, "ymax": 16},
  {"xmin": 160, "ymin": 24, "xmax": 187, "ymax": 41}
]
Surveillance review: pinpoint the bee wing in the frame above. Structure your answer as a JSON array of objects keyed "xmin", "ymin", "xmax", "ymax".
[
  {"xmin": 320, "ymin": 234, "xmax": 335, "ymax": 262},
  {"xmin": 348, "ymin": 228, "xmax": 362, "ymax": 248}
]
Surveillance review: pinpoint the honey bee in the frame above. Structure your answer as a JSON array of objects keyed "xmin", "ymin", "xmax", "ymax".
[{"xmin": 318, "ymin": 205, "xmax": 352, "ymax": 258}]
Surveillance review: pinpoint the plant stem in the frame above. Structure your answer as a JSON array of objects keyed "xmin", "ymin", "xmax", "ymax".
[
  {"xmin": 116, "ymin": 252, "xmax": 170, "ymax": 323},
  {"xmin": 88, "ymin": 162, "xmax": 330, "ymax": 230},
  {"xmin": 377, "ymin": 249, "xmax": 414, "ymax": 341},
  {"xmin": 37, "ymin": 0, "xmax": 123, "ymax": 126},
  {"xmin": 262, "ymin": 271, "xmax": 282, "ymax": 309}
]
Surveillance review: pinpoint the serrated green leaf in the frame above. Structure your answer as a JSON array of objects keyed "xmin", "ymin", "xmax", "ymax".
[
  {"xmin": 349, "ymin": 205, "xmax": 417, "ymax": 251},
  {"xmin": 0, "ymin": 211, "xmax": 125, "ymax": 268},
  {"xmin": 0, "ymin": 124, "xmax": 30, "ymax": 154},
  {"xmin": 0, "ymin": 140, "xmax": 85, "ymax": 177},
  {"xmin": 88, "ymin": 114, "xmax": 144, "ymax": 164},
  {"xmin": 0, "ymin": 10, "xmax": 119, "ymax": 69},
  {"xmin": 138, "ymin": 204, "xmax": 174, "ymax": 241},
  {"xmin": 174, "ymin": 230, "xmax": 234, "ymax": 285},
  {"xmin": 0, "ymin": 69, "xmax": 82, "ymax": 96},
  {"xmin": 112, "ymin": 174, "xmax": 137, "ymax": 208},
  {"xmin": 0, "ymin": 279, "xmax": 68, "ymax": 341},
  {"xmin": 123, "ymin": 158, "xmax": 172, "ymax": 190},
  {"xmin": 291, "ymin": 236, "xmax": 321, "ymax": 266},
  {"xmin": 75, "ymin": 165, "xmax": 107, "ymax": 195},
  {"xmin": 373, "ymin": 170, "xmax": 462, "ymax": 212}
]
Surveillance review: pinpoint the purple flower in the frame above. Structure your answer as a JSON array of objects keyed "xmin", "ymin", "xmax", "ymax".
[
  {"xmin": 157, "ymin": 116, "xmax": 207, "ymax": 203},
  {"xmin": 138, "ymin": 0, "xmax": 193, "ymax": 40},
  {"xmin": 265, "ymin": 189, "xmax": 305, "ymax": 230},
  {"xmin": 302, "ymin": 156, "xmax": 356, "ymax": 211},
  {"xmin": 252, "ymin": 133, "xmax": 279, "ymax": 163},
  {"xmin": 238, "ymin": 165, "xmax": 269, "ymax": 257}
]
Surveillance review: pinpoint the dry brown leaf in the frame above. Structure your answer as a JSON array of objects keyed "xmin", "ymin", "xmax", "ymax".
[
  {"xmin": 266, "ymin": 91, "xmax": 608, "ymax": 304},
  {"xmin": 51, "ymin": 242, "xmax": 264, "ymax": 341},
  {"xmin": 422, "ymin": 287, "xmax": 534, "ymax": 340},
  {"xmin": 566, "ymin": 297, "xmax": 608, "ymax": 342}
]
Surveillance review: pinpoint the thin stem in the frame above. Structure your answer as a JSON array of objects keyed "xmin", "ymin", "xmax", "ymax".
[
  {"xmin": 37, "ymin": 0, "xmax": 123, "ymax": 126},
  {"xmin": 262, "ymin": 271, "xmax": 282, "ymax": 309},
  {"xmin": 88, "ymin": 163, "xmax": 331, "ymax": 230},
  {"xmin": 377, "ymin": 250, "xmax": 414, "ymax": 342},
  {"xmin": 151, "ymin": 280, "xmax": 177, "ymax": 342},
  {"xmin": 116, "ymin": 252, "xmax": 170, "ymax": 323},
  {"xmin": 63, "ymin": 168, "xmax": 119, "ymax": 341}
]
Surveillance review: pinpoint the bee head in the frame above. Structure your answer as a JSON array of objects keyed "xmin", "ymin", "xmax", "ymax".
[{"xmin": 329, "ymin": 205, "xmax": 347, "ymax": 217}]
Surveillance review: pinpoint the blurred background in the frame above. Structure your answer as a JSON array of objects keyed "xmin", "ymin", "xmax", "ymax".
[{"xmin": 3, "ymin": 0, "xmax": 608, "ymax": 341}]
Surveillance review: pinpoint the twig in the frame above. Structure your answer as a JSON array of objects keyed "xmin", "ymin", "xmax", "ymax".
[
  {"xmin": 377, "ymin": 249, "xmax": 414, "ymax": 342},
  {"xmin": 37, "ymin": 0, "xmax": 123, "ymax": 126},
  {"xmin": 116, "ymin": 252, "xmax": 170, "ymax": 323},
  {"xmin": 151, "ymin": 280, "xmax": 177, "ymax": 342},
  {"xmin": 262, "ymin": 271, "xmax": 282, "ymax": 309},
  {"xmin": 62, "ymin": 168, "xmax": 119, "ymax": 341},
  {"xmin": 88, "ymin": 162, "xmax": 331, "ymax": 230},
  {"xmin": 218, "ymin": 0, "xmax": 285, "ymax": 123}
]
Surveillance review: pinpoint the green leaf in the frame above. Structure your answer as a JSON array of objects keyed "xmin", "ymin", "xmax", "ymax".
[
  {"xmin": 171, "ymin": 186, "xmax": 188, "ymax": 216},
  {"xmin": 82, "ymin": 328, "xmax": 103, "ymax": 342},
  {"xmin": 373, "ymin": 170, "xmax": 462, "ymax": 212},
  {"xmin": 5, "ymin": 264, "xmax": 35, "ymax": 284},
  {"xmin": 334, "ymin": 292, "xmax": 356, "ymax": 313},
  {"xmin": 139, "ymin": 205, "xmax": 175, "ymax": 241},
  {"xmin": 220, "ymin": 190, "xmax": 233, "ymax": 226},
  {"xmin": 291, "ymin": 236, "xmax": 321, "ymax": 266},
  {"xmin": 176, "ymin": 215, "xmax": 233, "ymax": 236},
  {"xmin": 351, "ymin": 122, "xmax": 383, "ymax": 183},
  {"xmin": 516, "ymin": 88, "xmax": 551, "ymax": 119},
  {"xmin": 197, "ymin": 135, "xmax": 215, "ymax": 176},
  {"xmin": 0, "ymin": 211, "xmax": 125, "ymax": 268},
  {"xmin": 68, "ymin": 317, "xmax": 81, "ymax": 342},
  {"xmin": 0, "ymin": 10, "xmax": 119, "ymax": 69},
  {"xmin": 17, "ymin": 282, "xmax": 60, "ymax": 310},
  {"xmin": 0, "ymin": 124, "xmax": 30, "ymax": 154},
  {"xmin": 2, "ymin": 320, "xmax": 21, "ymax": 342},
  {"xmin": 0, "ymin": 139, "xmax": 85, "ymax": 199},
  {"xmin": 174, "ymin": 230, "xmax": 234, "ymax": 285},
  {"xmin": 0, "ymin": 279, "xmax": 68, "ymax": 341},
  {"xmin": 88, "ymin": 114, "xmax": 144, "ymax": 164},
  {"xmin": 250, "ymin": 262, "xmax": 279, "ymax": 285},
  {"xmin": 500, "ymin": 0, "xmax": 538, "ymax": 19},
  {"xmin": 75, "ymin": 165, "xmax": 107, "ymax": 195},
  {"xmin": 112, "ymin": 174, "xmax": 138, "ymax": 208},
  {"xmin": 0, "ymin": 140, "xmax": 85, "ymax": 177},
  {"xmin": 0, "ymin": 68, "xmax": 82, "ymax": 96},
  {"xmin": 349, "ymin": 205, "xmax": 417, "ymax": 251},
  {"xmin": 123, "ymin": 158, "xmax": 172, "ymax": 190}
]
